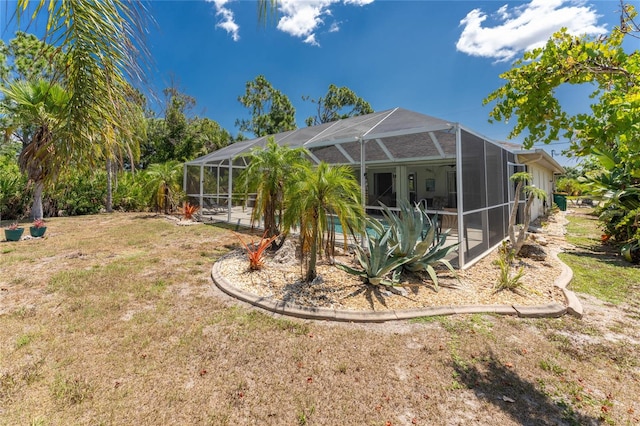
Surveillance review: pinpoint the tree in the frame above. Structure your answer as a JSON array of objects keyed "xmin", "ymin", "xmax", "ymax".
[
  {"xmin": 13, "ymin": 0, "xmax": 149, "ymax": 176},
  {"xmin": 0, "ymin": 31, "xmax": 63, "ymax": 85},
  {"xmin": 1, "ymin": 79, "xmax": 70, "ymax": 219},
  {"xmin": 508, "ymin": 172, "xmax": 547, "ymax": 255},
  {"xmin": 0, "ymin": 141, "xmax": 30, "ymax": 220},
  {"xmin": 144, "ymin": 161, "xmax": 184, "ymax": 214},
  {"xmin": 182, "ymin": 117, "xmax": 232, "ymax": 159},
  {"xmin": 483, "ymin": 2, "xmax": 640, "ymax": 158},
  {"xmin": 235, "ymin": 138, "xmax": 309, "ymax": 242},
  {"xmin": 304, "ymin": 84, "xmax": 374, "ymax": 126},
  {"xmin": 140, "ymin": 87, "xmax": 231, "ymax": 167},
  {"xmin": 581, "ymin": 141, "xmax": 640, "ymax": 262},
  {"xmin": 283, "ymin": 162, "xmax": 364, "ymax": 282},
  {"xmin": 236, "ymin": 75, "xmax": 296, "ymax": 137}
]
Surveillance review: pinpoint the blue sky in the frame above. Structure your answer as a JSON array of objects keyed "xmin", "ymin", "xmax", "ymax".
[{"xmin": 2, "ymin": 1, "xmax": 637, "ymax": 166}]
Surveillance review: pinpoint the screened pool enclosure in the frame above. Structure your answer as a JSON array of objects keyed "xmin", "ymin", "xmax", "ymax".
[{"xmin": 184, "ymin": 108, "xmax": 557, "ymax": 268}]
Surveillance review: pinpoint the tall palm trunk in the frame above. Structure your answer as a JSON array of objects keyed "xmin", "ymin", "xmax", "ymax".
[
  {"xmin": 164, "ymin": 184, "xmax": 170, "ymax": 214},
  {"xmin": 31, "ymin": 180, "xmax": 44, "ymax": 220},
  {"xmin": 306, "ymin": 213, "xmax": 319, "ymax": 282},
  {"xmin": 264, "ymin": 191, "xmax": 278, "ymax": 239},
  {"xmin": 106, "ymin": 158, "xmax": 113, "ymax": 213},
  {"xmin": 19, "ymin": 126, "xmax": 51, "ymax": 221},
  {"xmin": 508, "ymin": 179, "xmax": 524, "ymax": 247}
]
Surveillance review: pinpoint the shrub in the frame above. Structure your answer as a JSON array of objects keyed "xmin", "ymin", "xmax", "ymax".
[
  {"xmin": 494, "ymin": 241, "xmax": 526, "ymax": 292},
  {"xmin": 0, "ymin": 153, "xmax": 30, "ymax": 220},
  {"xmin": 46, "ymin": 170, "xmax": 107, "ymax": 216},
  {"xmin": 112, "ymin": 171, "xmax": 148, "ymax": 212},
  {"xmin": 181, "ymin": 202, "xmax": 200, "ymax": 220},
  {"xmin": 555, "ymin": 177, "xmax": 584, "ymax": 196},
  {"xmin": 234, "ymin": 231, "xmax": 280, "ymax": 270}
]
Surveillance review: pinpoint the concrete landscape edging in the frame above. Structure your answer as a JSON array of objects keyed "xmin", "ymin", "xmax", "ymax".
[{"xmin": 211, "ymin": 251, "xmax": 583, "ymax": 322}]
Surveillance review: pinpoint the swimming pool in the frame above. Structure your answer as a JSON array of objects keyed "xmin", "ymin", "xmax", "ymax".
[{"xmin": 327, "ymin": 215, "xmax": 387, "ymax": 237}]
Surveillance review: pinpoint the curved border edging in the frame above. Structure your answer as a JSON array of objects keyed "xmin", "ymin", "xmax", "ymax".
[
  {"xmin": 550, "ymin": 248, "xmax": 583, "ymax": 318},
  {"xmin": 211, "ymin": 255, "xmax": 578, "ymax": 322}
]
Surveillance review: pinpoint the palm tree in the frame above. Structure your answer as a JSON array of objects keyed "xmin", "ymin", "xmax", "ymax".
[
  {"xmin": 284, "ymin": 162, "xmax": 364, "ymax": 282},
  {"xmin": 144, "ymin": 161, "xmax": 184, "ymax": 214},
  {"xmin": 508, "ymin": 172, "xmax": 547, "ymax": 255},
  {"xmin": 1, "ymin": 79, "xmax": 70, "ymax": 219},
  {"xmin": 236, "ymin": 138, "xmax": 309, "ymax": 241},
  {"xmin": 14, "ymin": 0, "xmax": 148, "ymax": 177}
]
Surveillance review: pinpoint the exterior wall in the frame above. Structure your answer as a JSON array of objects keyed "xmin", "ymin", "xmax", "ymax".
[{"xmin": 526, "ymin": 162, "xmax": 555, "ymax": 221}]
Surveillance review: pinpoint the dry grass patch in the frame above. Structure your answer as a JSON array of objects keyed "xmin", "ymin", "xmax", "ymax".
[{"xmin": 1, "ymin": 212, "xmax": 639, "ymax": 425}]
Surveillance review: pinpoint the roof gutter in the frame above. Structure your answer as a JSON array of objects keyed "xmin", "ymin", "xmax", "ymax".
[{"xmin": 515, "ymin": 148, "xmax": 565, "ymax": 174}]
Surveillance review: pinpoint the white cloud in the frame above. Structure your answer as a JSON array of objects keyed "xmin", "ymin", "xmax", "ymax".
[
  {"xmin": 277, "ymin": 0, "xmax": 334, "ymax": 39},
  {"xmin": 343, "ymin": 0, "xmax": 374, "ymax": 5},
  {"xmin": 496, "ymin": 5, "xmax": 510, "ymax": 21},
  {"xmin": 276, "ymin": 0, "xmax": 373, "ymax": 46},
  {"xmin": 456, "ymin": 0, "xmax": 608, "ymax": 62},
  {"xmin": 206, "ymin": 0, "xmax": 373, "ymax": 45},
  {"xmin": 207, "ymin": 0, "xmax": 240, "ymax": 42},
  {"xmin": 304, "ymin": 34, "xmax": 320, "ymax": 46}
]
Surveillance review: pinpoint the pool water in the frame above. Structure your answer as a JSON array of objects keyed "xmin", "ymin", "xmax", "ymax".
[{"xmin": 328, "ymin": 215, "xmax": 387, "ymax": 237}]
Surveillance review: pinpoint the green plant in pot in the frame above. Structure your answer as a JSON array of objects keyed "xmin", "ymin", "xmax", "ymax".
[
  {"xmin": 30, "ymin": 219, "xmax": 47, "ymax": 238},
  {"xmin": 4, "ymin": 222, "xmax": 24, "ymax": 241}
]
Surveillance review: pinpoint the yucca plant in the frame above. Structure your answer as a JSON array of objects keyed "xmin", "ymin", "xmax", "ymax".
[
  {"xmin": 234, "ymin": 231, "xmax": 280, "ymax": 271},
  {"xmin": 494, "ymin": 241, "xmax": 526, "ymax": 292},
  {"xmin": 336, "ymin": 219, "xmax": 409, "ymax": 286}
]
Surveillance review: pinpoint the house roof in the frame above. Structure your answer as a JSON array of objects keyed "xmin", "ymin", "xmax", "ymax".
[
  {"xmin": 186, "ymin": 107, "xmax": 563, "ymax": 176},
  {"xmin": 515, "ymin": 149, "xmax": 565, "ymax": 174},
  {"xmin": 185, "ymin": 107, "xmax": 456, "ymax": 166}
]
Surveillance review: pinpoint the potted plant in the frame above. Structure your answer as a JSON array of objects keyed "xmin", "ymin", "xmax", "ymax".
[
  {"xmin": 4, "ymin": 222, "xmax": 24, "ymax": 241},
  {"xmin": 30, "ymin": 219, "xmax": 47, "ymax": 238}
]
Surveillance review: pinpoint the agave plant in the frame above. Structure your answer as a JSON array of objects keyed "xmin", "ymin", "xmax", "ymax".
[
  {"xmin": 379, "ymin": 201, "xmax": 459, "ymax": 289},
  {"xmin": 336, "ymin": 218, "xmax": 409, "ymax": 286},
  {"xmin": 378, "ymin": 200, "xmax": 430, "ymax": 258}
]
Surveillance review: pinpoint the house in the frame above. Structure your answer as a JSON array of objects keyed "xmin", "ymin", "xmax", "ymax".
[{"xmin": 184, "ymin": 108, "xmax": 564, "ymax": 268}]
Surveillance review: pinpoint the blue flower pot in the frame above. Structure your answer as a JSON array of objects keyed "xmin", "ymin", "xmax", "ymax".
[
  {"xmin": 30, "ymin": 226, "xmax": 47, "ymax": 238},
  {"xmin": 4, "ymin": 228, "xmax": 24, "ymax": 241}
]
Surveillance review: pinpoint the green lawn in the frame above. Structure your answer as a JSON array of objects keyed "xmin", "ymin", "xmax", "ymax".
[{"xmin": 559, "ymin": 210, "xmax": 640, "ymax": 304}]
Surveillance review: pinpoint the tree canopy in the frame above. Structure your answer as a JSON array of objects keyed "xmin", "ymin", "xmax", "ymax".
[
  {"xmin": 236, "ymin": 75, "xmax": 296, "ymax": 137},
  {"xmin": 0, "ymin": 31, "xmax": 63, "ymax": 84},
  {"xmin": 10, "ymin": 0, "xmax": 149, "ymax": 172},
  {"xmin": 140, "ymin": 86, "xmax": 232, "ymax": 167},
  {"xmin": 1, "ymin": 79, "xmax": 70, "ymax": 219},
  {"xmin": 304, "ymin": 84, "xmax": 373, "ymax": 127},
  {"xmin": 484, "ymin": 2, "xmax": 640, "ymax": 158}
]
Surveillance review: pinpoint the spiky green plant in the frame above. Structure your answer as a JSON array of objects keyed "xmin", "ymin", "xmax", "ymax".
[
  {"xmin": 336, "ymin": 219, "xmax": 408, "ymax": 286},
  {"xmin": 494, "ymin": 241, "xmax": 526, "ymax": 292},
  {"xmin": 378, "ymin": 201, "xmax": 459, "ymax": 289}
]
